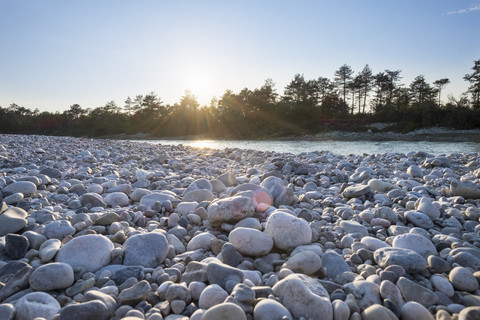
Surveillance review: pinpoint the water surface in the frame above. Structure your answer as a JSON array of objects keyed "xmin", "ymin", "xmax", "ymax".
[{"xmin": 135, "ymin": 139, "xmax": 480, "ymax": 156}]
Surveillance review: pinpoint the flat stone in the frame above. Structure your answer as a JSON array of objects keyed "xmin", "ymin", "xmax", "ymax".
[
  {"xmin": 42, "ymin": 220, "xmax": 76, "ymax": 239},
  {"xmin": 392, "ymin": 233, "xmax": 437, "ymax": 257},
  {"xmin": 81, "ymin": 192, "xmax": 106, "ymax": 207},
  {"xmin": 0, "ymin": 206, "xmax": 28, "ymax": 236},
  {"xmin": 15, "ymin": 292, "xmax": 61, "ymax": 320},
  {"xmin": 361, "ymin": 236, "xmax": 391, "ymax": 251},
  {"xmin": 404, "ymin": 211, "xmax": 434, "ymax": 229},
  {"xmin": 0, "ymin": 266, "xmax": 32, "ymax": 301},
  {"xmin": 207, "ymin": 262, "xmax": 244, "ymax": 290},
  {"xmin": 343, "ymin": 185, "xmax": 371, "ymax": 198},
  {"xmin": 229, "ymin": 227, "xmax": 273, "ymax": 257},
  {"xmin": 140, "ymin": 192, "xmax": 176, "ymax": 207},
  {"xmin": 56, "ymin": 234, "xmax": 114, "ymax": 273},
  {"xmin": 451, "ymin": 181, "xmax": 480, "ymax": 199},
  {"xmin": 39, "ymin": 239, "xmax": 61, "ymax": 263},
  {"xmin": 3, "ymin": 181, "xmax": 37, "ymax": 197},
  {"xmin": 183, "ymin": 189, "xmax": 214, "ymax": 202},
  {"xmin": 272, "ymin": 273, "xmax": 332, "ymax": 320},
  {"xmin": 118, "ymin": 280, "xmax": 151, "ymax": 305},
  {"xmin": 29, "ymin": 262, "xmax": 74, "ymax": 291},
  {"xmin": 396, "ymin": 277, "xmax": 438, "ymax": 307},
  {"xmin": 374, "ymin": 247, "xmax": 427, "ymax": 274},
  {"xmin": 415, "ymin": 197, "xmax": 440, "ymax": 219},
  {"xmin": 59, "ymin": 300, "xmax": 108, "ymax": 320},
  {"xmin": 430, "ymin": 274, "xmax": 454, "ymax": 297},
  {"xmin": 264, "ymin": 210, "xmax": 312, "ymax": 250},
  {"xmin": 340, "ymin": 220, "xmax": 368, "ymax": 237},
  {"xmin": 123, "ymin": 232, "xmax": 169, "ymax": 268}
]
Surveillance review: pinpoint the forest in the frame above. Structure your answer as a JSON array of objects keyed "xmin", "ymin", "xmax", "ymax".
[{"xmin": 1, "ymin": 60, "xmax": 479, "ymax": 139}]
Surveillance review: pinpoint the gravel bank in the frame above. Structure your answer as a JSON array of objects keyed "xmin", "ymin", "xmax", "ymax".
[{"xmin": 1, "ymin": 134, "xmax": 480, "ymax": 320}]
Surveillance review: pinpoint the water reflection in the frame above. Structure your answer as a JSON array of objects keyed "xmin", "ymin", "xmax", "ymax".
[{"xmin": 133, "ymin": 139, "xmax": 480, "ymax": 156}]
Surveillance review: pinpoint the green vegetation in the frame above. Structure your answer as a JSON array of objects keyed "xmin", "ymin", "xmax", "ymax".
[{"xmin": 1, "ymin": 60, "xmax": 480, "ymax": 139}]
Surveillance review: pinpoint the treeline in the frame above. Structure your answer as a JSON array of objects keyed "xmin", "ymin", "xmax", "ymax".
[{"xmin": 1, "ymin": 60, "xmax": 480, "ymax": 138}]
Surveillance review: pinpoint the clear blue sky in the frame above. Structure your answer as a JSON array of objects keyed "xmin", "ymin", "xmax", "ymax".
[{"xmin": 0, "ymin": 0, "xmax": 479, "ymax": 112}]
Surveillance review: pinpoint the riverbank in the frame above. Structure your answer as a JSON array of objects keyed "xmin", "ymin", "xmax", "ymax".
[
  {"xmin": 1, "ymin": 134, "xmax": 480, "ymax": 319},
  {"xmin": 105, "ymin": 127, "xmax": 480, "ymax": 143}
]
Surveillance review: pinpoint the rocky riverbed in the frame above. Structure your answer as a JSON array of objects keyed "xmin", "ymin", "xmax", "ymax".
[{"xmin": 1, "ymin": 134, "xmax": 480, "ymax": 320}]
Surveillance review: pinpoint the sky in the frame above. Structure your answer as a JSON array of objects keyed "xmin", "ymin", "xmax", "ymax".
[{"xmin": 0, "ymin": 0, "xmax": 479, "ymax": 112}]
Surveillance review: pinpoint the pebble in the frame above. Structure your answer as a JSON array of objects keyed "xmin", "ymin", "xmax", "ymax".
[
  {"xmin": 373, "ymin": 247, "xmax": 427, "ymax": 273},
  {"xmin": 400, "ymin": 301, "xmax": 434, "ymax": 320},
  {"xmin": 2, "ymin": 135, "xmax": 480, "ymax": 320},
  {"xmin": 123, "ymin": 232, "xmax": 169, "ymax": 268},
  {"xmin": 253, "ymin": 298, "xmax": 293, "ymax": 320},
  {"xmin": 15, "ymin": 292, "xmax": 61, "ymax": 320},
  {"xmin": 59, "ymin": 300, "xmax": 108, "ymax": 320},
  {"xmin": 56, "ymin": 234, "xmax": 114, "ymax": 273},
  {"xmin": 228, "ymin": 227, "xmax": 273, "ymax": 257},
  {"xmin": 272, "ymin": 273, "xmax": 332, "ymax": 320},
  {"xmin": 264, "ymin": 210, "xmax": 312, "ymax": 250},
  {"xmin": 449, "ymin": 267, "xmax": 480, "ymax": 292},
  {"xmin": 29, "ymin": 262, "xmax": 74, "ymax": 291},
  {"xmin": 0, "ymin": 206, "xmax": 28, "ymax": 236}
]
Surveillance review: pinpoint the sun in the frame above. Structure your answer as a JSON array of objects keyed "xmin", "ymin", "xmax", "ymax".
[{"xmin": 185, "ymin": 72, "xmax": 215, "ymax": 106}]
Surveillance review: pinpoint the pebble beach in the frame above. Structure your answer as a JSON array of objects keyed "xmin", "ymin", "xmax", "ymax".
[{"xmin": 1, "ymin": 134, "xmax": 480, "ymax": 320}]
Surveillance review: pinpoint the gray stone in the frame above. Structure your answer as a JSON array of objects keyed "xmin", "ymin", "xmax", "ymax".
[
  {"xmin": 284, "ymin": 250, "xmax": 322, "ymax": 275},
  {"xmin": 186, "ymin": 232, "xmax": 216, "ymax": 251},
  {"xmin": 201, "ymin": 302, "xmax": 247, "ymax": 320},
  {"xmin": 59, "ymin": 300, "xmax": 108, "ymax": 320},
  {"xmin": 83, "ymin": 290, "xmax": 117, "ymax": 315},
  {"xmin": 81, "ymin": 192, "xmax": 106, "ymax": 207},
  {"xmin": 343, "ymin": 185, "xmax": 371, "ymax": 198},
  {"xmin": 198, "ymin": 284, "xmax": 229, "ymax": 309},
  {"xmin": 104, "ymin": 192, "xmax": 130, "ymax": 207},
  {"xmin": 140, "ymin": 192, "xmax": 176, "ymax": 207},
  {"xmin": 459, "ymin": 307, "xmax": 480, "ymax": 320},
  {"xmin": 123, "ymin": 232, "xmax": 169, "ymax": 268},
  {"xmin": 451, "ymin": 181, "xmax": 480, "ymax": 199},
  {"xmin": 380, "ymin": 280, "xmax": 404, "ymax": 307},
  {"xmin": 207, "ymin": 262, "xmax": 244, "ymax": 290},
  {"xmin": 40, "ymin": 167, "xmax": 62, "ymax": 179},
  {"xmin": 207, "ymin": 196, "xmax": 255, "ymax": 227},
  {"xmin": 15, "ymin": 292, "xmax": 61, "ymax": 320},
  {"xmin": 404, "ymin": 211, "xmax": 434, "ymax": 229},
  {"xmin": 340, "ymin": 220, "xmax": 368, "ymax": 237},
  {"xmin": 415, "ymin": 197, "xmax": 440, "ymax": 219},
  {"xmin": 183, "ymin": 189, "xmax": 214, "ymax": 202},
  {"xmin": 0, "ymin": 265, "xmax": 32, "ymax": 301},
  {"xmin": 29, "ymin": 262, "xmax": 74, "ymax": 291},
  {"xmin": 343, "ymin": 280, "xmax": 381, "ymax": 310},
  {"xmin": 400, "ymin": 301, "xmax": 434, "ymax": 320},
  {"xmin": 39, "ymin": 239, "xmax": 61, "ymax": 263},
  {"xmin": 396, "ymin": 277, "xmax": 438, "ymax": 307},
  {"xmin": 229, "ymin": 227, "xmax": 273, "ymax": 257},
  {"xmin": 253, "ymin": 298, "xmax": 293, "ymax": 320},
  {"xmin": 56, "ymin": 234, "xmax": 114, "ymax": 273},
  {"xmin": 218, "ymin": 172, "xmax": 236, "ymax": 187},
  {"xmin": 374, "ymin": 247, "xmax": 427, "ymax": 274},
  {"xmin": 118, "ymin": 280, "xmax": 150, "ymax": 305},
  {"xmin": 264, "ymin": 210, "xmax": 312, "ymax": 250},
  {"xmin": 0, "ymin": 303, "xmax": 15, "ymax": 320},
  {"xmin": 42, "ymin": 220, "xmax": 75, "ymax": 239},
  {"xmin": 5, "ymin": 234, "xmax": 29, "ymax": 259},
  {"xmin": 272, "ymin": 273, "xmax": 332, "ymax": 320},
  {"xmin": 3, "ymin": 181, "xmax": 36, "ymax": 197},
  {"xmin": 362, "ymin": 304, "xmax": 398, "ymax": 320},
  {"xmin": 0, "ymin": 206, "xmax": 28, "ymax": 236},
  {"xmin": 322, "ymin": 250, "xmax": 351, "ymax": 280},
  {"xmin": 449, "ymin": 266, "xmax": 479, "ymax": 292},
  {"xmin": 392, "ymin": 233, "xmax": 437, "ymax": 257}
]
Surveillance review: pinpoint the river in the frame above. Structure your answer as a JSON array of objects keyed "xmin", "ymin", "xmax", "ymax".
[{"xmin": 133, "ymin": 139, "xmax": 480, "ymax": 156}]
